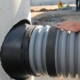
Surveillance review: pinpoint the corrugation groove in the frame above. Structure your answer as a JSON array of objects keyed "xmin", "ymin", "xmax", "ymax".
[
  {"xmin": 61, "ymin": 30, "xmax": 67, "ymax": 77},
  {"xmin": 78, "ymin": 32, "xmax": 80, "ymax": 78},
  {"xmin": 58, "ymin": 30, "xmax": 62, "ymax": 76},
  {"xmin": 34, "ymin": 26, "xmax": 43, "ymax": 73},
  {"xmin": 69, "ymin": 32, "xmax": 75, "ymax": 77},
  {"xmin": 37, "ymin": 26, "xmax": 46, "ymax": 74},
  {"xmin": 75, "ymin": 32, "xmax": 78, "ymax": 75},
  {"xmin": 34, "ymin": 26, "xmax": 42, "ymax": 73},
  {"xmin": 29, "ymin": 26, "xmax": 42, "ymax": 76},
  {"xmin": 66, "ymin": 31, "xmax": 70, "ymax": 76},
  {"xmin": 74, "ymin": 33, "xmax": 78, "ymax": 77},
  {"xmin": 42, "ymin": 25, "xmax": 50, "ymax": 75},
  {"xmin": 55, "ymin": 29, "xmax": 60, "ymax": 77}
]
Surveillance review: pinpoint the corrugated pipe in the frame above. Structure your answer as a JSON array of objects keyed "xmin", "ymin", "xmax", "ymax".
[{"xmin": 1, "ymin": 23, "xmax": 80, "ymax": 79}]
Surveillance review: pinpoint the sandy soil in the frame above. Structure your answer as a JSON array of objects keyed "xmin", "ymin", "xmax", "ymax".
[{"xmin": 30, "ymin": 4, "xmax": 76, "ymax": 12}]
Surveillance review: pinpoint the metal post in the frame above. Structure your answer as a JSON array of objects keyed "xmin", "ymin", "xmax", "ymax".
[
  {"xmin": 79, "ymin": 0, "xmax": 80, "ymax": 10},
  {"xmin": 76, "ymin": 0, "xmax": 79, "ymax": 11}
]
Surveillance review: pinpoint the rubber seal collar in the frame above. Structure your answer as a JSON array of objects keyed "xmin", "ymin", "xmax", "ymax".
[{"xmin": 46, "ymin": 26, "xmax": 57, "ymax": 77}]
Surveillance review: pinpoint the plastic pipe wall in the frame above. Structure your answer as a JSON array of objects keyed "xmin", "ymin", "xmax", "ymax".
[
  {"xmin": 1, "ymin": 23, "xmax": 80, "ymax": 79},
  {"xmin": 29, "ymin": 25, "xmax": 80, "ymax": 78}
]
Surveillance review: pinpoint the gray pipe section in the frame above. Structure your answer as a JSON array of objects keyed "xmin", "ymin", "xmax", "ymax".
[
  {"xmin": 29, "ymin": 25, "xmax": 80, "ymax": 78},
  {"xmin": 29, "ymin": 25, "xmax": 50, "ymax": 76},
  {"xmin": 55, "ymin": 29, "xmax": 80, "ymax": 78},
  {"xmin": 42, "ymin": 25, "xmax": 50, "ymax": 75}
]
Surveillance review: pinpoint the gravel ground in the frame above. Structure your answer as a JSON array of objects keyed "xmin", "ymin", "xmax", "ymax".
[{"xmin": 31, "ymin": 10, "xmax": 80, "ymax": 26}]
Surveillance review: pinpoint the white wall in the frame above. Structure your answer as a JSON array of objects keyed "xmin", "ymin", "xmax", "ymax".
[
  {"xmin": 0, "ymin": 0, "xmax": 31, "ymax": 51},
  {"xmin": 30, "ymin": 0, "xmax": 75, "ymax": 6}
]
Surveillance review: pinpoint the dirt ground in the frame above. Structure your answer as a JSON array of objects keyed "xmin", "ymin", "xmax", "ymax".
[
  {"xmin": 30, "ymin": 4, "xmax": 76, "ymax": 12},
  {"xmin": 31, "ymin": 10, "xmax": 80, "ymax": 26},
  {"xmin": 31, "ymin": 5, "xmax": 80, "ymax": 80}
]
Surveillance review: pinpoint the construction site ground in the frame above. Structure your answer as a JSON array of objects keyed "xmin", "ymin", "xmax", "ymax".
[
  {"xmin": 31, "ymin": 4, "xmax": 80, "ymax": 26},
  {"xmin": 31, "ymin": 5, "xmax": 80, "ymax": 80}
]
